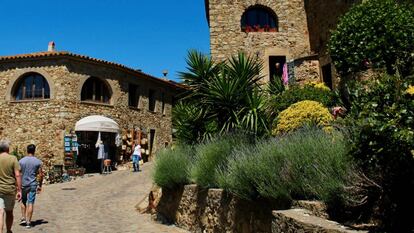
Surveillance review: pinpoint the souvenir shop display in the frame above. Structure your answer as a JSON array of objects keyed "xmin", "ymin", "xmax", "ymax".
[
  {"xmin": 120, "ymin": 127, "xmax": 150, "ymax": 163},
  {"xmin": 62, "ymin": 131, "xmax": 85, "ymax": 177}
]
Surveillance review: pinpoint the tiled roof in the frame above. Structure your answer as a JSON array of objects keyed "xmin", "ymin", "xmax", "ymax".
[{"xmin": 0, "ymin": 51, "xmax": 186, "ymax": 90}]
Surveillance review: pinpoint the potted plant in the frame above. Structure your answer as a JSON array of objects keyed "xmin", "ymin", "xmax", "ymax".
[
  {"xmin": 254, "ymin": 25, "xmax": 264, "ymax": 32},
  {"xmin": 245, "ymin": 25, "xmax": 253, "ymax": 32}
]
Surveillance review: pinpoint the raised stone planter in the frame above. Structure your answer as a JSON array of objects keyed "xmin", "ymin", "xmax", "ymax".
[
  {"xmin": 155, "ymin": 185, "xmax": 367, "ymax": 233},
  {"xmin": 156, "ymin": 184, "xmax": 277, "ymax": 233}
]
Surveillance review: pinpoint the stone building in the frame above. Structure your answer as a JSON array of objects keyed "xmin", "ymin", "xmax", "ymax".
[
  {"xmin": 0, "ymin": 43, "xmax": 183, "ymax": 172},
  {"xmin": 205, "ymin": 0, "xmax": 360, "ymax": 88}
]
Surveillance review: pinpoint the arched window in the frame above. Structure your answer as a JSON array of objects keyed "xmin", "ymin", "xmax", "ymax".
[
  {"xmin": 13, "ymin": 73, "xmax": 50, "ymax": 100},
  {"xmin": 81, "ymin": 77, "xmax": 111, "ymax": 104},
  {"xmin": 241, "ymin": 6, "xmax": 278, "ymax": 32}
]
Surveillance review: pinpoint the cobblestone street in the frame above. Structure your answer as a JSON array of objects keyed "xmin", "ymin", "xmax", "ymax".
[{"xmin": 10, "ymin": 163, "xmax": 188, "ymax": 233}]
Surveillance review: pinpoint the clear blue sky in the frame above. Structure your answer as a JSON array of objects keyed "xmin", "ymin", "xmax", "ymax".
[{"xmin": 0, "ymin": 0, "xmax": 210, "ymax": 81}]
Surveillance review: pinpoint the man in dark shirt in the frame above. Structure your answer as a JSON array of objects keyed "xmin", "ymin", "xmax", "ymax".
[{"xmin": 19, "ymin": 144, "xmax": 43, "ymax": 229}]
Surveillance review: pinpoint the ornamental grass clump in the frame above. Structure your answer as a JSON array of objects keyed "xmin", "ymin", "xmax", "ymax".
[
  {"xmin": 216, "ymin": 144, "xmax": 259, "ymax": 200},
  {"xmin": 218, "ymin": 128, "xmax": 353, "ymax": 207},
  {"xmin": 190, "ymin": 134, "xmax": 250, "ymax": 188},
  {"xmin": 153, "ymin": 145, "xmax": 194, "ymax": 189},
  {"xmin": 277, "ymin": 129, "xmax": 351, "ymax": 201},
  {"xmin": 274, "ymin": 100, "xmax": 333, "ymax": 135}
]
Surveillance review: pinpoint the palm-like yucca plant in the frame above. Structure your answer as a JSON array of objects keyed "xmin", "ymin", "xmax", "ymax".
[
  {"xmin": 200, "ymin": 68, "xmax": 242, "ymax": 132},
  {"xmin": 225, "ymin": 52, "xmax": 263, "ymax": 92},
  {"xmin": 267, "ymin": 75, "xmax": 285, "ymax": 96},
  {"xmin": 240, "ymin": 90, "xmax": 271, "ymax": 136},
  {"xmin": 176, "ymin": 51, "xmax": 271, "ymax": 143},
  {"xmin": 173, "ymin": 102, "xmax": 217, "ymax": 144},
  {"xmin": 178, "ymin": 50, "xmax": 221, "ymax": 98},
  {"xmin": 202, "ymin": 53, "xmax": 264, "ymax": 133}
]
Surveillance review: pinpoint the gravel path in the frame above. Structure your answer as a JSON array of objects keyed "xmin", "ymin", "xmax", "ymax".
[{"xmin": 10, "ymin": 162, "xmax": 187, "ymax": 233}]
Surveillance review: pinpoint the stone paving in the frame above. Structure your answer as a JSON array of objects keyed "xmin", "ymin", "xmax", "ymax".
[{"xmin": 10, "ymin": 163, "xmax": 188, "ymax": 233}]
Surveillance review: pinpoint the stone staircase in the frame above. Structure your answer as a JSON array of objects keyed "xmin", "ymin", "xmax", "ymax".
[{"xmin": 272, "ymin": 200, "xmax": 368, "ymax": 233}]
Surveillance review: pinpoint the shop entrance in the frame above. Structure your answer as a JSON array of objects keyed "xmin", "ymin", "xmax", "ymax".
[
  {"xmin": 76, "ymin": 131, "xmax": 117, "ymax": 173},
  {"xmin": 74, "ymin": 115, "xmax": 120, "ymax": 173}
]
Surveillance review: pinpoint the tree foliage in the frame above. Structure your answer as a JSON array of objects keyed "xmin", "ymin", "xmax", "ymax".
[
  {"xmin": 329, "ymin": 0, "xmax": 414, "ymax": 75},
  {"xmin": 346, "ymin": 73, "xmax": 414, "ymax": 231}
]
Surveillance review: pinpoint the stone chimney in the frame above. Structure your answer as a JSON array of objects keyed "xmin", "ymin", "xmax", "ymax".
[
  {"xmin": 48, "ymin": 41, "xmax": 56, "ymax": 52},
  {"xmin": 162, "ymin": 70, "xmax": 168, "ymax": 80}
]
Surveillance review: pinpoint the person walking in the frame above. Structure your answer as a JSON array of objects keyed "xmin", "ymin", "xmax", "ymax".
[
  {"xmin": 0, "ymin": 140, "xmax": 22, "ymax": 233},
  {"xmin": 131, "ymin": 141, "xmax": 141, "ymax": 172},
  {"xmin": 19, "ymin": 144, "xmax": 43, "ymax": 229}
]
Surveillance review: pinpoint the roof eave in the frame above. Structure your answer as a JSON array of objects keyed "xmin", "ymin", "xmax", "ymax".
[
  {"xmin": 205, "ymin": 0, "xmax": 210, "ymax": 27},
  {"xmin": 0, "ymin": 52, "xmax": 187, "ymax": 91}
]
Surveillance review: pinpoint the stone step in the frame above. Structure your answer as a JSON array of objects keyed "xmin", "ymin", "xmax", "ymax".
[
  {"xmin": 272, "ymin": 209, "xmax": 368, "ymax": 233},
  {"xmin": 292, "ymin": 200, "xmax": 328, "ymax": 219}
]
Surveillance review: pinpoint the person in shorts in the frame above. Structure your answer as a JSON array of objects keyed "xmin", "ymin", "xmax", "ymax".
[
  {"xmin": 0, "ymin": 139, "xmax": 22, "ymax": 233},
  {"xmin": 19, "ymin": 144, "xmax": 42, "ymax": 229},
  {"xmin": 131, "ymin": 141, "xmax": 141, "ymax": 172}
]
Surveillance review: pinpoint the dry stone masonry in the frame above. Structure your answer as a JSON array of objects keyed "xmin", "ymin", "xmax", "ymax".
[
  {"xmin": 0, "ymin": 50, "xmax": 182, "ymax": 166},
  {"xmin": 205, "ymin": 0, "xmax": 360, "ymax": 86},
  {"xmin": 155, "ymin": 185, "xmax": 368, "ymax": 233}
]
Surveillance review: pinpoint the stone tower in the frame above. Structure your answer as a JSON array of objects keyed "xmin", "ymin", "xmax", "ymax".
[{"xmin": 205, "ymin": 0, "xmax": 359, "ymax": 88}]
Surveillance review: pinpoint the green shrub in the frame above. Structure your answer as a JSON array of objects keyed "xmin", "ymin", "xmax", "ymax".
[
  {"xmin": 347, "ymin": 73, "xmax": 414, "ymax": 231},
  {"xmin": 272, "ymin": 83, "xmax": 338, "ymax": 114},
  {"xmin": 190, "ymin": 135, "xmax": 250, "ymax": 188},
  {"xmin": 218, "ymin": 129, "xmax": 354, "ymax": 206},
  {"xmin": 153, "ymin": 145, "xmax": 194, "ymax": 189},
  {"xmin": 329, "ymin": 0, "xmax": 414, "ymax": 75},
  {"xmin": 274, "ymin": 100, "xmax": 333, "ymax": 135}
]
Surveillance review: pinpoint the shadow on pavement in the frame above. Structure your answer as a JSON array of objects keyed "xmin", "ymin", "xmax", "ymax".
[{"xmin": 32, "ymin": 219, "xmax": 49, "ymax": 227}]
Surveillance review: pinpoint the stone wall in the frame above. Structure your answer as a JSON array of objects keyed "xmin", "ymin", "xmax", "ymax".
[
  {"xmin": 157, "ymin": 185, "xmax": 288, "ymax": 233},
  {"xmin": 0, "ymin": 58, "xmax": 177, "ymax": 165},
  {"xmin": 155, "ymin": 185, "xmax": 368, "ymax": 233},
  {"xmin": 305, "ymin": 0, "xmax": 360, "ymax": 57},
  {"xmin": 209, "ymin": 0, "xmax": 311, "ymax": 83},
  {"xmin": 293, "ymin": 57, "xmax": 320, "ymax": 84},
  {"xmin": 207, "ymin": 0, "xmax": 359, "ymax": 84}
]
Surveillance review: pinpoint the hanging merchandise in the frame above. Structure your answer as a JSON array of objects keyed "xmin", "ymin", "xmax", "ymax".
[
  {"xmin": 115, "ymin": 133, "xmax": 122, "ymax": 147},
  {"xmin": 63, "ymin": 131, "xmax": 79, "ymax": 168},
  {"xmin": 282, "ymin": 63, "xmax": 289, "ymax": 85}
]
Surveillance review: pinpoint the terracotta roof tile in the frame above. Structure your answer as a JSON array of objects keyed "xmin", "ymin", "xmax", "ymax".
[{"xmin": 0, "ymin": 51, "xmax": 187, "ymax": 90}]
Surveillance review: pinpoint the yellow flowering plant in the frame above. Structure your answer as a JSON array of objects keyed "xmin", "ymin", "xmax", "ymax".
[
  {"xmin": 305, "ymin": 81, "xmax": 331, "ymax": 91},
  {"xmin": 406, "ymin": 85, "xmax": 414, "ymax": 95},
  {"xmin": 273, "ymin": 100, "xmax": 333, "ymax": 135}
]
